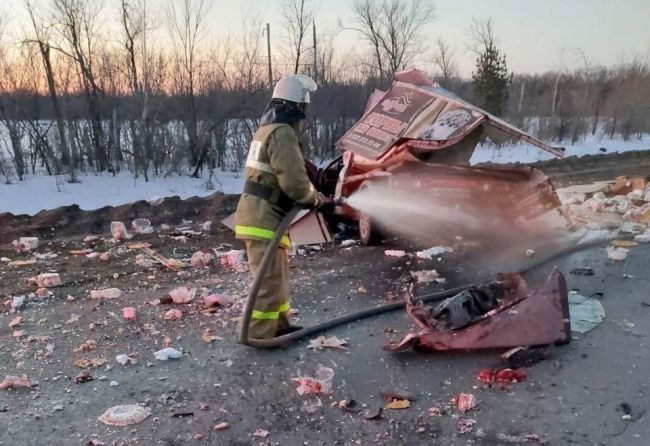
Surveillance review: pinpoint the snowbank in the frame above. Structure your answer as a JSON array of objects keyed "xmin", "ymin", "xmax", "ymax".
[
  {"xmin": 471, "ymin": 134, "xmax": 650, "ymax": 165},
  {"xmin": 0, "ymin": 171, "xmax": 244, "ymax": 216}
]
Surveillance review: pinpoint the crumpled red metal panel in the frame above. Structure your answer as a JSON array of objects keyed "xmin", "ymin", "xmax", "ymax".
[{"xmin": 385, "ymin": 269, "xmax": 571, "ymax": 352}]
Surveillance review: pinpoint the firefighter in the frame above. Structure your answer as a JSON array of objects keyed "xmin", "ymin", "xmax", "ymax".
[{"xmin": 235, "ymin": 74, "xmax": 333, "ymax": 339}]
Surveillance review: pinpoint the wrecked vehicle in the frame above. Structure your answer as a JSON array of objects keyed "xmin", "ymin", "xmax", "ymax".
[
  {"xmin": 385, "ymin": 269, "xmax": 571, "ymax": 352},
  {"xmin": 315, "ymin": 68, "xmax": 566, "ymax": 245}
]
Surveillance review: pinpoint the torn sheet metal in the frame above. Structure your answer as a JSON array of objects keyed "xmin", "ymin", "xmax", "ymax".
[
  {"xmin": 221, "ymin": 210, "xmax": 332, "ymax": 247},
  {"xmin": 338, "ymin": 68, "xmax": 564, "ymax": 162},
  {"xmin": 386, "ymin": 269, "xmax": 571, "ymax": 352}
]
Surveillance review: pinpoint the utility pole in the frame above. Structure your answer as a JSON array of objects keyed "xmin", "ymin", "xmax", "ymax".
[
  {"xmin": 266, "ymin": 23, "xmax": 273, "ymax": 89},
  {"xmin": 312, "ymin": 21, "xmax": 317, "ymax": 83}
]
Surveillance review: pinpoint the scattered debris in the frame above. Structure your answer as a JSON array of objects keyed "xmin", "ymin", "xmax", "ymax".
[
  {"xmin": 410, "ymin": 269, "xmax": 445, "ymax": 284},
  {"xmin": 202, "ymin": 329, "xmax": 221, "ymax": 343},
  {"xmin": 501, "ymin": 346, "xmax": 549, "ymax": 368},
  {"xmin": 190, "ymin": 251, "xmax": 213, "ymax": 268},
  {"xmin": 525, "ymin": 249, "xmax": 536, "ymax": 257},
  {"xmin": 357, "ymin": 286, "xmax": 367, "ymax": 294},
  {"xmin": 453, "ymin": 393, "xmax": 476, "ymax": 413},
  {"xmin": 11, "ymin": 296, "xmax": 25, "ymax": 311},
  {"xmin": 122, "ymin": 307, "xmax": 137, "ymax": 321},
  {"xmin": 154, "ymin": 347, "xmax": 182, "ymax": 360},
  {"xmin": 8, "ymin": 316, "xmax": 23, "ymax": 328},
  {"xmin": 135, "ymin": 254, "xmax": 155, "ymax": 268},
  {"xmin": 416, "ymin": 246, "xmax": 453, "ymax": 259},
  {"xmin": 253, "ymin": 428, "xmax": 270, "ymax": 438},
  {"xmin": 428, "ymin": 406, "xmax": 442, "ymax": 417},
  {"xmin": 457, "ymin": 418, "xmax": 476, "ymax": 434},
  {"xmin": 0, "ymin": 375, "xmax": 34, "ymax": 390},
  {"xmin": 19, "ymin": 237, "xmax": 39, "ymax": 251},
  {"xmin": 340, "ymin": 239, "xmax": 356, "ymax": 247},
  {"xmin": 168, "ymin": 287, "xmax": 195, "ymax": 304},
  {"xmin": 497, "ymin": 433, "xmax": 544, "ymax": 443},
  {"xmin": 171, "ymin": 411, "xmax": 194, "ymax": 418},
  {"xmin": 307, "ymin": 336, "xmax": 348, "ymax": 351},
  {"xmin": 98, "ymin": 404, "xmax": 151, "ymax": 426},
  {"xmin": 74, "ymin": 339, "xmax": 98, "ymax": 353},
  {"xmin": 116, "ymin": 354, "xmax": 131, "ymax": 365},
  {"xmin": 380, "ymin": 390, "xmax": 417, "ymax": 401},
  {"xmin": 213, "ymin": 422, "xmax": 230, "ymax": 431},
  {"xmin": 8, "ymin": 260, "xmax": 37, "ymax": 267},
  {"xmin": 293, "ymin": 366, "xmax": 334, "ymax": 395},
  {"xmin": 29, "ymin": 273, "xmax": 62, "ymax": 288},
  {"xmin": 163, "ymin": 309, "xmax": 183, "ymax": 320},
  {"xmin": 620, "ymin": 402, "xmax": 632, "ymax": 420},
  {"xmin": 384, "ymin": 250, "xmax": 406, "ymax": 257},
  {"xmin": 363, "ymin": 407, "xmax": 383, "ymax": 420},
  {"xmin": 570, "ymin": 267, "xmax": 594, "ymax": 276},
  {"xmin": 75, "ymin": 371, "xmax": 94, "ymax": 384},
  {"xmin": 110, "ymin": 221, "xmax": 131, "ymax": 241},
  {"xmin": 140, "ymin": 246, "xmax": 185, "ymax": 271},
  {"xmin": 90, "ymin": 288, "xmax": 122, "ymax": 299},
  {"xmin": 385, "ymin": 399, "xmax": 410, "ymax": 410},
  {"xmin": 132, "ymin": 218, "xmax": 153, "ymax": 234},
  {"xmin": 476, "ymin": 368, "xmax": 527, "ymax": 387},
  {"xmin": 199, "ymin": 403, "xmax": 209, "ymax": 411},
  {"xmin": 569, "ymin": 292, "xmax": 605, "ymax": 333},
  {"xmin": 387, "ymin": 270, "xmax": 570, "ymax": 352},
  {"xmin": 216, "ymin": 249, "xmax": 246, "ymax": 272},
  {"xmin": 203, "ymin": 294, "xmax": 235, "ymax": 307},
  {"xmin": 607, "ymin": 246, "xmax": 629, "ymax": 261}
]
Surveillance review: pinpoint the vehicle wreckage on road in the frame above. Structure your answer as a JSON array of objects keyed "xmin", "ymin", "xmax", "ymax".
[
  {"xmin": 314, "ymin": 68, "xmax": 566, "ymax": 244},
  {"xmin": 226, "ymin": 68, "xmax": 566, "ymax": 246}
]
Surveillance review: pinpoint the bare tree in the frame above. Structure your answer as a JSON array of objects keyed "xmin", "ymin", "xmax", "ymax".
[
  {"xmin": 432, "ymin": 37, "xmax": 457, "ymax": 85},
  {"xmin": 348, "ymin": 0, "xmax": 435, "ymax": 82},
  {"xmin": 24, "ymin": 0, "xmax": 76, "ymax": 182},
  {"xmin": 166, "ymin": 0, "xmax": 212, "ymax": 172},
  {"xmin": 280, "ymin": 0, "xmax": 315, "ymax": 75},
  {"xmin": 52, "ymin": 0, "xmax": 108, "ymax": 171}
]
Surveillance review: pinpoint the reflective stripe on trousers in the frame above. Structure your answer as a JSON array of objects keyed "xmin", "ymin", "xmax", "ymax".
[
  {"xmin": 235, "ymin": 225, "xmax": 291, "ymax": 249},
  {"xmin": 251, "ymin": 302, "xmax": 290, "ymax": 320}
]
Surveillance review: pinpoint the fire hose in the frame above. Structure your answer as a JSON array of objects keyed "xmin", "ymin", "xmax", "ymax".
[{"xmin": 239, "ymin": 203, "xmax": 630, "ymax": 348}]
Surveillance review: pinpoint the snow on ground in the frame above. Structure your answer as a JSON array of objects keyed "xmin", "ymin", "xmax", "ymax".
[
  {"xmin": 0, "ymin": 170, "xmax": 244, "ymax": 215},
  {"xmin": 471, "ymin": 134, "xmax": 650, "ymax": 164},
  {"xmin": 3, "ymin": 134, "xmax": 650, "ymax": 216}
]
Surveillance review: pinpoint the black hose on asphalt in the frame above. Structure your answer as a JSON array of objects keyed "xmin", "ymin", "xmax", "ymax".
[{"xmin": 239, "ymin": 207, "xmax": 627, "ymax": 348}]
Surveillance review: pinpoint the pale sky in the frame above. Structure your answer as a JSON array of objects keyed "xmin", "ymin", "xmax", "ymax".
[{"xmin": 7, "ymin": 0, "xmax": 650, "ymax": 77}]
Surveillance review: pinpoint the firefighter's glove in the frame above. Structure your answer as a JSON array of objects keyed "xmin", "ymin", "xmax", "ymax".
[{"xmin": 314, "ymin": 193, "xmax": 336, "ymax": 213}]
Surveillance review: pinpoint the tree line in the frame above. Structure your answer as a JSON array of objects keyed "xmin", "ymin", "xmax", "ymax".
[{"xmin": 0, "ymin": 0, "xmax": 648, "ymax": 184}]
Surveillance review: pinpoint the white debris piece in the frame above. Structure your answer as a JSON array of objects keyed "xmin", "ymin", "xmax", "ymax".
[
  {"xmin": 416, "ymin": 246, "xmax": 453, "ymax": 259},
  {"xmin": 116, "ymin": 354, "xmax": 130, "ymax": 365},
  {"xmin": 410, "ymin": 270, "xmax": 445, "ymax": 284},
  {"xmin": 635, "ymin": 231, "xmax": 650, "ymax": 243},
  {"xmin": 110, "ymin": 221, "xmax": 131, "ymax": 241},
  {"xmin": 20, "ymin": 237, "xmax": 40, "ymax": 250},
  {"xmin": 154, "ymin": 347, "xmax": 182, "ymax": 361},
  {"xmin": 35, "ymin": 273, "xmax": 62, "ymax": 288},
  {"xmin": 307, "ymin": 336, "xmax": 348, "ymax": 351},
  {"xmin": 90, "ymin": 288, "xmax": 122, "ymax": 299},
  {"xmin": 98, "ymin": 404, "xmax": 151, "ymax": 426},
  {"xmin": 132, "ymin": 218, "xmax": 153, "ymax": 234},
  {"xmin": 525, "ymin": 249, "xmax": 536, "ymax": 257},
  {"xmin": 607, "ymin": 246, "xmax": 629, "ymax": 261},
  {"xmin": 340, "ymin": 239, "xmax": 357, "ymax": 247},
  {"xmin": 384, "ymin": 250, "xmax": 406, "ymax": 257}
]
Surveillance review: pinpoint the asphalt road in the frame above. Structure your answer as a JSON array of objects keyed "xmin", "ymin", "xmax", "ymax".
[{"xmin": 1, "ymin": 234, "xmax": 649, "ymax": 445}]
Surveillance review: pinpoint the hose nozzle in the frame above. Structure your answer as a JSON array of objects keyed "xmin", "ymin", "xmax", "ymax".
[{"xmin": 333, "ymin": 196, "xmax": 347, "ymax": 206}]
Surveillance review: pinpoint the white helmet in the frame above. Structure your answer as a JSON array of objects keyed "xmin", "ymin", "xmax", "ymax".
[{"xmin": 272, "ymin": 74, "xmax": 317, "ymax": 103}]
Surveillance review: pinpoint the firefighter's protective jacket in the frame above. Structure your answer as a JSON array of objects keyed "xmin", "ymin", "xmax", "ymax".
[{"xmin": 235, "ymin": 123, "xmax": 318, "ymax": 249}]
